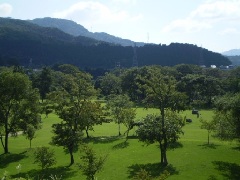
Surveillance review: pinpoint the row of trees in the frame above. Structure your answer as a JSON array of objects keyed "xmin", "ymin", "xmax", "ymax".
[{"xmin": 1, "ymin": 63, "xmax": 240, "ymax": 168}]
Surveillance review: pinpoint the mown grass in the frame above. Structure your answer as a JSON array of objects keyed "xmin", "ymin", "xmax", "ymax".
[{"xmin": 1, "ymin": 108, "xmax": 240, "ymax": 179}]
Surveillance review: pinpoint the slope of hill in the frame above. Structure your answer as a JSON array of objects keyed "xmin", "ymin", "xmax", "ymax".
[
  {"xmin": 30, "ymin": 17, "xmax": 145, "ymax": 47},
  {"xmin": 222, "ymin": 49, "xmax": 240, "ymax": 56},
  {"xmin": 226, "ymin": 56, "xmax": 240, "ymax": 66},
  {"xmin": 0, "ymin": 18, "xmax": 231, "ymax": 68}
]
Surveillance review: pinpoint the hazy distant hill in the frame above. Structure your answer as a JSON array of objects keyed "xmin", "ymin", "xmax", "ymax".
[
  {"xmin": 0, "ymin": 18, "xmax": 231, "ymax": 68},
  {"xmin": 222, "ymin": 49, "xmax": 240, "ymax": 56},
  {"xmin": 226, "ymin": 56, "xmax": 240, "ymax": 66},
  {"xmin": 30, "ymin": 17, "xmax": 145, "ymax": 47}
]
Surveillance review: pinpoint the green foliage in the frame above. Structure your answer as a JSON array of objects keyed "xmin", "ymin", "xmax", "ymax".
[
  {"xmin": 23, "ymin": 124, "xmax": 36, "ymax": 148},
  {"xmin": 106, "ymin": 94, "xmax": 136, "ymax": 136},
  {"xmin": 213, "ymin": 93, "xmax": 240, "ymax": 141},
  {"xmin": 79, "ymin": 145, "xmax": 107, "ymax": 180},
  {"xmin": 136, "ymin": 111, "xmax": 184, "ymax": 146},
  {"xmin": 199, "ymin": 118, "xmax": 215, "ymax": 144},
  {"xmin": 33, "ymin": 67, "xmax": 53, "ymax": 101},
  {"xmin": 138, "ymin": 66, "xmax": 186, "ymax": 165},
  {"xmin": 0, "ymin": 70, "xmax": 41, "ymax": 153},
  {"xmin": 48, "ymin": 68, "xmax": 100, "ymax": 165},
  {"xmin": 34, "ymin": 146, "xmax": 56, "ymax": 171},
  {"xmin": 178, "ymin": 74, "xmax": 222, "ymax": 107},
  {"xmin": 80, "ymin": 101, "xmax": 105, "ymax": 138},
  {"xmin": 97, "ymin": 72, "xmax": 122, "ymax": 96}
]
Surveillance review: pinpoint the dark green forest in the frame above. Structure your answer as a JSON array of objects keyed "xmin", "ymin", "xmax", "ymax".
[{"xmin": 0, "ymin": 18, "xmax": 231, "ymax": 69}]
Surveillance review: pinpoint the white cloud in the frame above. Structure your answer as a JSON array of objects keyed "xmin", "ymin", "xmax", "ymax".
[
  {"xmin": 190, "ymin": 0, "xmax": 240, "ymax": 22},
  {"xmin": 0, "ymin": 3, "xmax": 12, "ymax": 17},
  {"xmin": 162, "ymin": 18, "xmax": 211, "ymax": 33},
  {"xmin": 162, "ymin": 0, "xmax": 240, "ymax": 33},
  {"xmin": 53, "ymin": 1, "xmax": 141, "ymax": 28},
  {"xmin": 112, "ymin": 0, "xmax": 137, "ymax": 5},
  {"xmin": 218, "ymin": 28, "xmax": 240, "ymax": 35}
]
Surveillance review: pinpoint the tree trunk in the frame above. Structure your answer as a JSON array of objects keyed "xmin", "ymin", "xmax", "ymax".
[
  {"xmin": 160, "ymin": 107, "xmax": 168, "ymax": 166},
  {"xmin": 0, "ymin": 135, "xmax": 5, "ymax": 151},
  {"xmin": 4, "ymin": 132, "xmax": 9, "ymax": 154},
  {"xmin": 159, "ymin": 142, "xmax": 164, "ymax": 164},
  {"xmin": 86, "ymin": 129, "xmax": 89, "ymax": 138},
  {"xmin": 162, "ymin": 142, "xmax": 168, "ymax": 166},
  {"xmin": 30, "ymin": 139, "xmax": 32, "ymax": 148},
  {"xmin": 118, "ymin": 123, "xmax": 121, "ymax": 136},
  {"xmin": 69, "ymin": 150, "xmax": 74, "ymax": 166},
  {"xmin": 207, "ymin": 131, "xmax": 210, "ymax": 145}
]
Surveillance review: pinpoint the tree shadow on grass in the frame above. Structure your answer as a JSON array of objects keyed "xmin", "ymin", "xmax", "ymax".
[
  {"xmin": 11, "ymin": 166, "xmax": 77, "ymax": 180},
  {"xmin": 168, "ymin": 142, "xmax": 183, "ymax": 150},
  {"xmin": 112, "ymin": 141, "xmax": 129, "ymax": 150},
  {"xmin": 232, "ymin": 145, "xmax": 240, "ymax": 151},
  {"xmin": 83, "ymin": 136, "xmax": 120, "ymax": 144},
  {"xmin": 128, "ymin": 163, "xmax": 178, "ymax": 179},
  {"xmin": 198, "ymin": 143, "xmax": 220, "ymax": 149},
  {"xmin": 212, "ymin": 161, "xmax": 240, "ymax": 180},
  {"xmin": 126, "ymin": 135, "xmax": 138, "ymax": 140},
  {"xmin": 0, "ymin": 151, "xmax": 27, "ymax": 168}
]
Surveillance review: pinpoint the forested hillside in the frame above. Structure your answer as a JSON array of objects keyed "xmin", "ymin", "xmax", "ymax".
[{"xmin": 0, "ymin": 18, "xmax": 231, "ymax": 68}]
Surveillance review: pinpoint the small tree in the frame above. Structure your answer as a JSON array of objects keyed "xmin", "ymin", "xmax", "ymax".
[
  {"xmin": 80, "ymin": 100, "xmax": 105, "ymax": 138},
  {"xmin": 199, "ymin": 118, "xmax": 215, "ymax": 144},
  {"xmin": 79, "ymin": 145, "xmax": 107, "ymax": 180},
  {"xmin": 122, "ymin": 108, "xmax": 136, "ymax": 138},
  {"xmin": 106, "ymin": 94, "xmax": 135, "ymax": 136},
  {"xmin": 24, "ymin": 124, "xmax": 36, "ymax": 148},
  {"xmin": 34, "ymin": 147, "xmax": 56, "ymax": 171},
  {"xmin": 136, "ymin": 110, "xmax": 184, "ymax": 164}
]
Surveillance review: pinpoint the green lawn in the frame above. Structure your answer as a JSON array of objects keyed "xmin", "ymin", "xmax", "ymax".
[{"xmin": 1, "ymin": 109, "xmax": 240, "ymax": 179}]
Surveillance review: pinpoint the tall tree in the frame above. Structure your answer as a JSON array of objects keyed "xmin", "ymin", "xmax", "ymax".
[
  {"xmin": 138, "ymin": 66, "xmax": 186, "ymax": 165},
  {"xmin": 37, "ymin": 67, "xmax": 53, "ymax": 102},
  {"xmin": 0, "ymin": 70, "xmax": 41, "ymax": 154},
  {"xmin": 49, "ymin": 69, "xmax": 98, "ymax": 165}
]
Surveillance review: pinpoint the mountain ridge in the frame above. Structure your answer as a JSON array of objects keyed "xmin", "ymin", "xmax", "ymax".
[
  {"xmin": 222, "ymin": 49, "xmax": 240, "ymax": 56},
  {"xmin": 30, "ymin": 17, "xmax": 145, "ymax": 47}
]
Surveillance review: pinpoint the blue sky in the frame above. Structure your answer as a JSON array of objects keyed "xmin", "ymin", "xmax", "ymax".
[{"xmin": 0, "ymin": 0, "xmax": 239, "ymax": 53}]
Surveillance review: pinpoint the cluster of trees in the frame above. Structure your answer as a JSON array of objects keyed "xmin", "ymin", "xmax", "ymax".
[{"xmin": 1, "ymin": 63, "xmax": 240, "ymax": 169}]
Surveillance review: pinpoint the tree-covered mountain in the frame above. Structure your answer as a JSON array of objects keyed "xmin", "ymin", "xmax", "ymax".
[
  {"xmin": 0, "ymin": 18, "xmax": 231, "ymax": 68},
  {"xmin": 30, "ymin": 17, "xmax": 145, "ymax": 47}
]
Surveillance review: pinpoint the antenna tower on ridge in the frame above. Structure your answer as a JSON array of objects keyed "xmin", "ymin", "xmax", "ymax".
[{"xmin": 132, "ymin": 43, "xmax": 138, "ymax": 67}]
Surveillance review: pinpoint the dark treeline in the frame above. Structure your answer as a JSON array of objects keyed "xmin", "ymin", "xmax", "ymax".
[
  {"xmin": 0, "ymin": 18, "xmax": 231, "ymax": 69},
  {"xmin": 2, "ymin": 63, "xmax": 237, "ymax": 110}
]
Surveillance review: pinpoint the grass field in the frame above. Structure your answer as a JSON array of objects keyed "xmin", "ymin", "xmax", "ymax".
[{"xmin": 1, "ymin": 108, "xmax": 240, "ymax": 179}]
